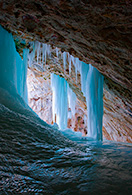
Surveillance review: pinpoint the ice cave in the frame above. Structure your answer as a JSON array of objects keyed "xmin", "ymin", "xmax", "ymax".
[{"xmin": 0, "ymin": 1, "xmax": 132, "ymax": 194}]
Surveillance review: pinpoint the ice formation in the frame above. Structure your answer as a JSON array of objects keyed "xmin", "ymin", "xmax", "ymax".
[
  {"xmin": 63, "ymin": 52, "xmax": 67, "ymax": 72},
  {"xmin": 28, "ymin": 41, "xmax": 51, "ymax": 69},
  {"xmin": 0, "ymin": 25, "xmax": 132, "ymax": 194},
  {"xmin": 68, "ymin": 85, "xmax": 76, "ymax": 117},
  {"xmin": 51, "ymin": 51, "xmax": 104, "ymax": 141},
  {"xmin": 51, "ymin": 73, "xmax": 68, "ymax": 130},
  {"xmin": 0, "ymin": 25, "xmax": 51, "ymax": 129},
  {"xmin": 51, "ymin": 73, "xmax": 77, "ymax": 130},
  {"xmin": 0, "ymin": 24, "xmax": 103, "ymax": 141},
  {"xmin": 56, "ymin": 47, "xmax": 59, "ymax": 58},
  {"xmin": 0, "ymin": 25, "xmax": 29, "ymax": 103},
  {"xmin": 68, "ymin": 53, "xmax": 71, "ymax": 75}
]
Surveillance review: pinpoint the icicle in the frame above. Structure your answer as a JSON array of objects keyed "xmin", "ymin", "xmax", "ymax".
[
  {"xmin": 44, "ymin": 44, "xmax": 47, "ymax": 65},
  {"xmin": 28, "ymin": 43, "xmax": 35, "ymax": 68},
  {"xmin": 74, "ymin": 58, "xmax": 78, "ymax": 82},
  {"xmin": 56, "ymin": 47, "xmax": 59, "ymax": 58},
  {"xmin": 51, "ymin": 73, "xmax": 68, "ymax": 130},
  {"xmin": 80, "ymin": 62, "xmax": 89, "ymax": 97},
  {"xmin": 0, "ymin": 28, "xmax": 103, "ymax": 141},
  {"xmin": 63, "ymin": 52, "xmax": 67, "ymax": 71},
  {"xmin": 42, "ymin": 43, "xmax": 47, "ymax": 68},
  {"xmin": 40, "ymin": 43, "xmax": 43, "ymax": 65},
  {"xmin": 78, "ymin": 59, "xmax": 82, "ymax": 73},
  {"xmin": 47, "ymin": 45, "xmax": 51, "ymax": 57},
  {"xmin": 35, "ymin": 41, "xmax": 41, "ymax": 64},
  {"xmin": 28, "ymin": 51, "xmax": 33, "ymax": 68},
  {"xmin": 68, "ymin": 53, "xmax": 71, "ymax": 75},
  {"xmin": 51, "ymin": 73, "xmax": 76, "ymax": 130},
  {"xmin": 68, "ymin": 85, "xmax": 76, "ymax": 117},
  {"xmin": 42, "ymin": 43, "xmax": 45, "ymax": 65},
  {"xmin": 86, "ymin": 64, "xmax": 103, "ymax": 141},
  {"xmin": 74, "ymin": 57, "xmax": 81, "ymax": 83},
  {"xmin": 71, "ymin": 55, "xmax": 74, "ymax": 66},
  {"xmin": 26, "ymin": 41, "xmax": 104, "ymax": 140}
]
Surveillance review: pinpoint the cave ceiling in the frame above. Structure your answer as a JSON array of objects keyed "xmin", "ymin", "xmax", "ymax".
[
  {"xmin": 0, "ymin": 0, "xmax": 132, "ymax": 93},
  {"xmin": 0, "ymin": 0, "xmax": 132, "ymax": 143}
]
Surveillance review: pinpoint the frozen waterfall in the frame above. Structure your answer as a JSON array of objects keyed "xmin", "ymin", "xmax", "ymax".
[
  {"xmin": 0, "ymin": 26, "xmax": 132, "ymax": 195},
  {"xmin": 0, "ymin": 25, "xmax": 29, "ymax": 103},
  {"xmin": 51, "ymin": 73, "xmax": 68, "ymax": 130},
  {"xmin": 0, "ymin": 24, "xmax": 104, "ymax": 141},
  {"xmin": 83, "ymin": 64, "xmax": 104, "ymax": 140},
  {"xmin": 51, "ymin": 52, "xmax": 104, "ymax": 141},
  {"xmin": 51, "ymin": 73, "xmax": 77, "ymax": 130}
]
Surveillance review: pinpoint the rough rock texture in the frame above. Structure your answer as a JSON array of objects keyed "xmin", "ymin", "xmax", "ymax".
[
  {"xmin": 0, "ymin": 0, "xmax": 132, "ymax": 90},
  {"xmin": 0, "ymin": 0, "xmax": 132, "ymax": 142},
  {"xmin": 27, "ymin": 68, "xmax": 88, "ymax": 136},
  {"xmin": 27, "ymin": 68, "xmax": 53, "ymax": 124},
  {"xmin": 26, "ymin": 48, "xmax": 132, "ymax": 142},
  {"xmin": 103, "ymin": 78, "xmax": 132, "ymax": 142}
]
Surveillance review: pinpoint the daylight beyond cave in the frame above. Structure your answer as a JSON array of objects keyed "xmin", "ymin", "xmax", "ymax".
[
  {"xmin": 0, "ymin": 22, "xmax": 132, "ymax": 195},
  {"xmin": 0, "ymin": 25, "xmax": 104, "ymax": 141},
  {"xmin": 27, "ymin": 41, "xmax": 104, "ymax": 140}
]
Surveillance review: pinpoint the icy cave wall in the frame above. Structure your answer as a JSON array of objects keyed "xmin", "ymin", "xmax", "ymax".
[
  {"xmin": 0, "ymin": 25, "xmax": 103, "ymax": 141},
  {"xmin": 27, "ymin": 68, "xmax": 88, "ymax": 136},
  {"xmin": 27, "ymin": 44, "xmax": 104, "ymax": 140},
  {"xmin": 0, "ymin": 0, "xmax": 132, "ymax": 142},
  {"xmin": 27, "ymin": 47, "xmax": 131, "ymax": 142}
]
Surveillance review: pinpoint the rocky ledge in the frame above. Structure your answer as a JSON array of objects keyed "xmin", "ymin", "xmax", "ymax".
[{"xmin": 0, "ymin": 0, "xmax": 131, "ymax": 142}]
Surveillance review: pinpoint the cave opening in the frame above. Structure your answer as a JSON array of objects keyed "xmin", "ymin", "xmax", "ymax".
[
  {"xmin": 26, "ymin": 40, "xmax": 104, "ymax": 141},
  {"xmin": 0, "ymin": 23, "xmax": 132, "ymax": 194},
  {"xmin": 0, "ymin": 24, "xmax": 104, "ymax": 142}
]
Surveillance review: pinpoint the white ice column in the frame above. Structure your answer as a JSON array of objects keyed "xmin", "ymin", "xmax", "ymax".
[
  {"xmin": 51, "ymin": 73, "xmax": 68, "ymax": 130},
  {"xmin": 86, "ymin": 64, "xmax": 104, "ymax": 141}
]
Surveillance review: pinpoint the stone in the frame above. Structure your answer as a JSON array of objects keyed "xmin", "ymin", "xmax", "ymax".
[{"xmin": 0, "ymin": 0, "xmax": 131, "ymax": 142}]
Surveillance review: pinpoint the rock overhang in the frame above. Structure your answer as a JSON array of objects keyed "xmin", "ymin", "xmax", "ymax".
[{"xmin": 0, "ymin": 0, "xmax": 132, "ymax": 142}]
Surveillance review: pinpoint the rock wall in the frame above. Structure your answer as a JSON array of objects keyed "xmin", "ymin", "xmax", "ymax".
[
  {"xmin": 103, "ymin": 78, "xmax": 132, "ymax": 142},
  {"xmin": 27, "ymin": 68, "xmax": 53, "ymax": 124},
  {"xmin": 0, "ymin": 0, "xmax": 132, "ymax": 142},
  {"xmin": 0, "ymin": 0, "xmax": 131, "ymax": 90},
  {"xmin": 27, "ymin": 68, "xmax": 88, "ymax": 136},
  {"xmin": 26, "ymin": 48, "xmax": 132, "ymax": 142}
]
